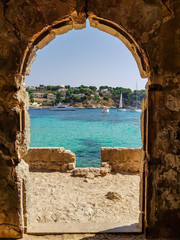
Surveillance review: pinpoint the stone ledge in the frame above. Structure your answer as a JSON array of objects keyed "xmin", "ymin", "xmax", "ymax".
[
  {"xmin": 23, "ymin": 147, "xmax": 76, "ymax": 172},
  {"xmin": 72, "ymin": 166, "xmax": 111, "ymax": 178},
  {"xmin": 101, "ymin": 147, "xmax": 142, "ymax": 173},
  {"xmin": 23, "ymin": 147, "xmax": 141, "ymax": 174}
]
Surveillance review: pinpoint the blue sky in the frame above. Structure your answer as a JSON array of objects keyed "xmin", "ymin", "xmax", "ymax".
[{"xmin": 26, "ymin": 21, "xmax": 147, "ymax": 90}]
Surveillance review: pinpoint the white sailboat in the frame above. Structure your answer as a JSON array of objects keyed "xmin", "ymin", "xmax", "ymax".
[{"xmin": 117, "ymin": 93, "xmax": 126, "ymax": 111}]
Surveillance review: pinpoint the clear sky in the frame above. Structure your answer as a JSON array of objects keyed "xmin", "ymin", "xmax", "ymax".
[{"xmin": 26, "ymin": 21, "xmax": 147, "ymax": 90}]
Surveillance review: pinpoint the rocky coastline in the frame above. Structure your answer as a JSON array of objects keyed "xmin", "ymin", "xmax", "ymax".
[{"xmin": 27, "ymin": 85, "xmax": 145, "ymax": 109}]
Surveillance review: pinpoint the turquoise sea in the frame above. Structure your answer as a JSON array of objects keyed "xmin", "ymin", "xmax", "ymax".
[{"xmin": 29, "ymin": 108, "xmax": 142, "ymax": 167}]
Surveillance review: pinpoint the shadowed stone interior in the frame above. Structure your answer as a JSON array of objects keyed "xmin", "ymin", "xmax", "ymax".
[{"xmin": 0, "ymin": 0, "xmax": 179, "ymax": 239}]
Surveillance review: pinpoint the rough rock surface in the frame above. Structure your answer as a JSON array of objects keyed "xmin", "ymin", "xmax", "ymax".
[
  {"xmin": 72, "ymin": 166, "xmax": 111, "ymax": 178},
  {"xmin": 23, "ymin": 147, "xmax": 76, "ymax": 172},
  {"xmin": 101, "ymin": 148, "xmax": 142, "ymax": 173},
  {"xmin": 27, "ymin": 172, "xmax": 140, "ymax": 229},
  {"xmin": 106, "ymin": 192, "xmax": 122, "ymax": 201},
  {"xmin": 0, "ymin": 0, "xmax": 179, "ymax": 238}
]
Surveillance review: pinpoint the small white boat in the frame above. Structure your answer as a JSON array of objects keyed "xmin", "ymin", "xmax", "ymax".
[
  {"xmin": 29, "ymin": 106, "xmax": 42, "ymax": 110},
  {"xmin": 117, "ymin": 93, "xmax": 126, "ymax": 111},
  {"xmin": 49, "ymin": 103, "xmax": 75, "ymax": 111},
  {"xmin": 134, "ymin": 108, "xmax": 142, "ymax": 112},
  {"xmin": 127, "ymin": 107, "xmax": 142, "ymax": 112},
  {"xmin": 102, "ymin": 107, "xmax": 109, "ymax": 113}
]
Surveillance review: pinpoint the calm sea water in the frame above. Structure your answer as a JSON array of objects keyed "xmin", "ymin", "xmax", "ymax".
[{"xmin": 29, "ymin": 108, "xmax": 142, "ymax": 167}]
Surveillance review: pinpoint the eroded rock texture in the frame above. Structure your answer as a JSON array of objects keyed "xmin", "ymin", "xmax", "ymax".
[
  {"xmin": 0, "ymin": 0, "xmax": 179, "ymax": 238},
  {"xmin": 23, "ymin": 147, "xmax": 76, "ymax": 172},
  {"xmin": 101, "ymin": 147, "xmax": 141, "ymax": 173}
]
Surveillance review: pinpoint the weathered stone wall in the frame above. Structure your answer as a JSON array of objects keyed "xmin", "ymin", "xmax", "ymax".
[
  {"xmin": 23, "ymin": 147, "xmax": 76, "ymax": 172},
  {"xmin": 15, "ymin": 159, "xmax": 30, "ymax": 236},
  {"xmin": 23, "ymin": 147, "xmax": 139, "ymax": 175},
  {"xmin": 0, "ymin": 0, "xmax": 179, "ymax": 238},
  {"xmin": 22, "ymin": 148, "xmax": 137, "ymax": 179},
  {"xmin": 101, "ymin": 147, "xmax": 142, "ymax": 174},
  {"xmin": 145, "ymin": 77, "xmax": 180, "ymax": 238}
]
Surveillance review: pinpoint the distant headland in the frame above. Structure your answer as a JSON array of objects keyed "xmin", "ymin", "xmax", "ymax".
[{"xmin": 26, "ymin": 85, "xmax": 146, "ymax": 108}]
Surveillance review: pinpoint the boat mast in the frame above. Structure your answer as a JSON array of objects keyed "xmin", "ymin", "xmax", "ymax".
[{"xmin": 119, "ymin": 93, "xmax": 122, "ymax": 108}]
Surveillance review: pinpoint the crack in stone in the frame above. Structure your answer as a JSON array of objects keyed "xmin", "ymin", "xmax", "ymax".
[
  {"xmin": 161, "ymin": 0, "xmax": 173, "ymax": 15},
  {"xmin": 0, "ymin": 223, "xmax": 20, "ymax": 232},
  {"xmin": 1, "ymin": 0, "xmax": 22, "ymax": 43},
  {"xmin": 161, "ymin": 0, "xmax": 175, "ymax": 22}
]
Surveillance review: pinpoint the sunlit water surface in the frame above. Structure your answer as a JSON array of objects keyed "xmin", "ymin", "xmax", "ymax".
[{"xmin": 29, "ymin": 108, "xmax": 141, "ymax": 167}]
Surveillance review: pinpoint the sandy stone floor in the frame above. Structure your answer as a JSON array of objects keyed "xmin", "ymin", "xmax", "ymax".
[
  {"xmin": 27, "ymin": 172, "xmax": 140, "ymax": 233},
  {"xmin": 22, "ymin": 233, "xmax": 145, "ymax": 240}
]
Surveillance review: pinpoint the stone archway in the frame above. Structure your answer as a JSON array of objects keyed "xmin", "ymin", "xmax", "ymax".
[{"xmin": 0, "ymin": 1, "xmax": 179, "ymax": 239}]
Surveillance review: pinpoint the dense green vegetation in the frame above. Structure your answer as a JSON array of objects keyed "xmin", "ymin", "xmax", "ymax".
[
  {"xmin": 26, "ymin": 89, "xmax": 34, "ymax": 103},
  {"xmin": 26, "ymin": 85, "xmax": 146, "ymax": 107}
]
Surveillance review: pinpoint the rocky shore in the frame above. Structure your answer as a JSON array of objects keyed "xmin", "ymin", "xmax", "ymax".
[{"xmin": 27, "ymin": 85, "xmax": 145, "ymax": 108}]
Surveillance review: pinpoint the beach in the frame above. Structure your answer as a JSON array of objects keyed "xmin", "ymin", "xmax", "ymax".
[{"xmin": 27, "ymin": 172, "xmax": 140, "ymax": 233}]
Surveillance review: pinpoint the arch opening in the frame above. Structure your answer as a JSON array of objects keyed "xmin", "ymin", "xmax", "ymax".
[
  {"xmin": 25, "ymin": 19, "xmax": 147, "ymax": 167},
  {"xmin": 21, "ymin": 17, "xmax": 148, "ymax": 234},
  {"xmin": 20, "ymin": 14, "xmax": 149, "ymax": 82}
]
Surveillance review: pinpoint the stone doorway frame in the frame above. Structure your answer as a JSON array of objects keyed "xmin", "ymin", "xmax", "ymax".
[{"xmin": 0, "ymin": 1, "xmax": 179, "ymax": 239}]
